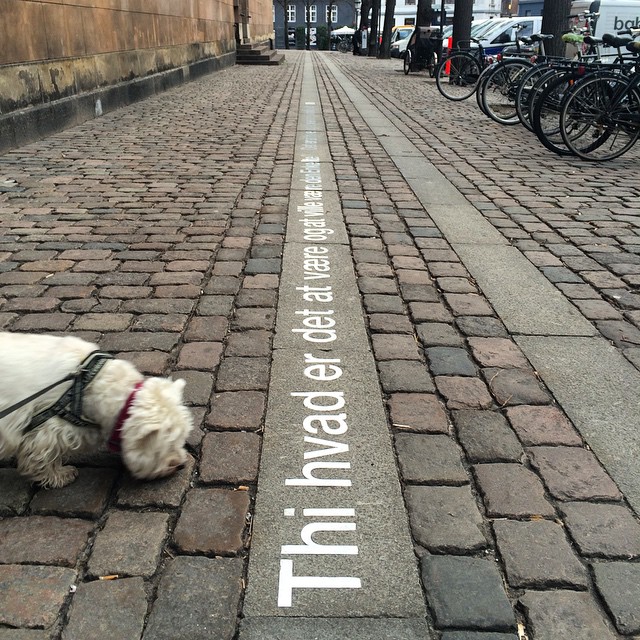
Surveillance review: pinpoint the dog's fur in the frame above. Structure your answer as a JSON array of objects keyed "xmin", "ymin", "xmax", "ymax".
[{"xmin": 0, "ymin": 332, "xmax": 193, "ymax": 488}]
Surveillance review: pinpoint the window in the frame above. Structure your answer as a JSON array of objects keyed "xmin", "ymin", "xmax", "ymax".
[
  {"xmin": 287, "ymin": 4, "xmax": 296, "ymax": 22},
  {"xmin": 326, "ymin": 4, "xmax": 338, "ymax": 22},
  {"xmin": 405, "ymin": 18, "xmax": 415, "ymax": 25},
  {"xmin": 492, "ymin": 20, "xmax": 534, "ymax": 44},
  {"xmin": 406, "ymin": 0, "xmax": 416, "ymax": 5},
  {"xmin": 306, "ymin": 4, "xmax": 317, "ymax": 22}
]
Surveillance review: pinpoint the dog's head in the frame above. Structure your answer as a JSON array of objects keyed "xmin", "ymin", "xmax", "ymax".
[{"xmin": 120, "ymin": 378, "xmax": 193, "ymax": 480}]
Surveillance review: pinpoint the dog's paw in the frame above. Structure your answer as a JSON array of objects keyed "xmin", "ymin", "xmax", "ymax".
[{"xmin": 43, "ymin": 465, "xmax": 79, "ymax": 489}]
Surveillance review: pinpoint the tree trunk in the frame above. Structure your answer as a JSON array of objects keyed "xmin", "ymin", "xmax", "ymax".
[
  {"xmin": 379, "ymin": 0, "xmax": 397, "ymax": 58},
  {"xmin": 416, "ymin": 0, "xmax": 434, "ymax": 28},
  {"xmin": 369, "ymin": 0, "xmax": 380, "ymax": 55},
  {"xmin": 451, "ymin": 0, "xmax": 473, "ymax": 48},
  {"xmin": 306, "ymin": 0, "xmax": 311, "ymax": 50},
  {"xmin": 541, "ymin": 0, "xmax": 572, "ymax": 57},
  {"xmin": 359, "ymin": 0, "xmax": 371, "ymax": 28},
  {"xmin": 283, "ymin": 1, "xmax": 290, "ymax": 49}
]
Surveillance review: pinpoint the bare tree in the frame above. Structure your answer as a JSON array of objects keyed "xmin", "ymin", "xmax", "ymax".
[
  {"xmin": 359, "ymin": 0, "xmax": 371, "ymax": 28},
  {"xmin": 541, "ymin": 0, "xmax": 572, "ymax": 56},
  {"xmin": 416, "ymin": 0, "xmax": 434, "ymax": 27},
  {"xmin": 273, "ymin": 0, "xmax": 290, "ymax": 49},
  {"xmin": 452, "ymin": 0, "xmax": 473, "ymax": 47},
  {"xmin": 379, "ymin": 0, "xmax": 396, "ymax": 58},
  {"xmin": 327, "ymin": 0, "xmax": 335, "ymax": 38},
  {"xmin": 369, "ymin": 0, "xmax": 380, "ymax": 55}
]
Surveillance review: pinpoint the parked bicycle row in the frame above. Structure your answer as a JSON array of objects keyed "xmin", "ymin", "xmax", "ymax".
[{"xmin": 432, "ymin": 20, "xmax": 640, "ymax": 161}]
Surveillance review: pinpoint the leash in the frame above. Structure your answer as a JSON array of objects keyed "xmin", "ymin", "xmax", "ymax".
[{"xmin": 0, "ymin": 351, "xmax": 115, "ymax": 431}]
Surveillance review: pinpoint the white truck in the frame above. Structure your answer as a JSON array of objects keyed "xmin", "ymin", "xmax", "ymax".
[{"xmin": 571, "ymin": 0, "xmax": 640, "ymax": 36}]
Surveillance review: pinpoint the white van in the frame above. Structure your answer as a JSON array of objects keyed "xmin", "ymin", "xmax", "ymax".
[
  {"xmin": 430, "ymin": 19, "xmax": 502, "ymax": 58},
  {"xmin": 390, "ymin": 25, "xmax": 415, "ymax": 57},
  {"xmin": 571, "ymin": 0, "xmax": 640, "ymax": 36},
  {"xmin": 471, "ymin": 16, "xmax": 543, "ymax": 56}
]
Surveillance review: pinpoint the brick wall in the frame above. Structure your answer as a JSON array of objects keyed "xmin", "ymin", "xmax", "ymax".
[{"xmin": 0, "ymin": 0, "xmax": 275, "ymax": 148}]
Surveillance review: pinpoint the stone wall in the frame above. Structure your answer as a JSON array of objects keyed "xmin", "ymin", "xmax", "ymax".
[{"xmin": 0, "ymin": 0, "xmax": 276, "ymax": 152}]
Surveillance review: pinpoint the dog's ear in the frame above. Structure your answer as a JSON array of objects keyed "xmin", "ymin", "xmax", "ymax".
[{"xmin": 171, "ymin": 378, "xmax": 186, "ymax": 400}]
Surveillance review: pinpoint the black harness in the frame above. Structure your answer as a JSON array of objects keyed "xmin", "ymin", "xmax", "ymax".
[{"xmin": 0, "ymin": 351, "xmax": 114, "ymax": 433}]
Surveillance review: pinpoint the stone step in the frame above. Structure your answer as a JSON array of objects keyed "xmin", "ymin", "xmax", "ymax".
[{"xmin": 236, "ymin": 48, "xmax": 285, "ymax": 65}]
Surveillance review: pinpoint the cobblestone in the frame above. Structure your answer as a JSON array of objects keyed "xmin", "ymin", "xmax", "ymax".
[
  {"xmin": 0, "ymin": 516, "xmax": 93, "ymax": 566},
  {"xmin": 422, "ymin": 555, "xmax": 515, "ymax": 631},
  {"xmin": 493, "ymin": 519, "xmax": 589, "ymax": 589},
  {"xmin": 473, "ymin": 463, "xmax": 555, "ymax": 518},
  {"xmin": 592, "ymin": 561, "xmax": 640, "ymax": 634},
  {"xmin": 505, "ymin": 405, "xmax": 582, "ymax": 446},
  {"xmin": 117, "ymin": 457, "xmax": 195, "ymax": 508},
  {"xmin": 406, "ymin": 485, "xmax": 487, "ymax": 552},
  {"xmin": 173, "ymin": 488, "xmax": 250, "ymax": 554},
  {"xmin": 559, "ymin": 501, "xmax": 640, "ymax": 558},
  {"xmin": 527, "ymin": 446, "xmax": 622, "ymax": 501},
  {"xmin": 519, "ymin": 590, "xmax": 618, "ymax": 640},
  {"xmin": 0, "ymin": 565, "xmax": 76, "ymax": 628},
  {"xmin": 62, "ymin": 577, "xmax": 147, "ymax": 640},
  {"xmin": 199, "ymin": 431, "xmax": 261, "ymax": 484},
  {"xmin": 2, "ymin": 51, "xmax": 640, "ymax": 639},
  {"xmin": 387, "ymin": 393, "xmax": 449, "ymax": 433},
  {"xmin": 142, "ymin": 556, "xmax": 243, "ymax": 640},
  {"xmin": 30, "ymin": 468, "xmax": 117, "ymax": 518},
  {"xmin": 453, "ymin": 410, "xmax": 523, "ymax": 463},
  {"xmin": 396, "ymin": 434, "xmax": 468, "ymax": 484},
  {"xmin": 87, "ymin": 511, "xmax": 169, "ymax": 578},
  {"xmin": 482, "ymin": 367, "xmax": 552, "ymax": 406}
]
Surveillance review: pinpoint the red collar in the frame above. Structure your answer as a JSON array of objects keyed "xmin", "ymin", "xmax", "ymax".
[{"xmin": 107, "ymin": 381, "xmax": 144, "ymax": 454}]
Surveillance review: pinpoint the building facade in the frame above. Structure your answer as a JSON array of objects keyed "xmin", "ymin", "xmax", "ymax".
[
  {"xmin": 1, "ymin": 0, "xmax": 275, "ymax": 152},
  {"xmin": 273, "ymin": 0, "xmax": 358, "ymax": 48},
  {"xmin": 518, "ymin": 0, "xmax": 543, "ymax": 16},
  {"xmin": 273, "ymin": 0, "xmax": 517, "ymax": 49}
]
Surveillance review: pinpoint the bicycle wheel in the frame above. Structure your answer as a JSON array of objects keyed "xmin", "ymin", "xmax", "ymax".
[
  {"xmin": 560, "ymin": 75, "xmax": 640, "ymax": 161},
  {"xmin": 515, "ymin": 64, "xmax": 553, "ymax": 131},
  {"xmin": 403, "ymin": 49, "xmax": 412, "ymax": 75},
  {"xmin": 476, "ymin": 63, "xmax": 499, "ymax": 115},
  {"xmin": 338, "ymin": 40, "xmax": 349, "ymax": 54},
  {"xmin": 531, "ymin": 72, "xmax": 576, "ymax": 155},
  {"xmin": 527, "ymin": 68, "xmax": 564, "ymax": 128},
  {"xmin": 435, "ymin": 52, "xmax": 481, "ymax": 101},
  {"xmin": 480, "ymin": 60, "xmax": 533, "ymax": 125}
]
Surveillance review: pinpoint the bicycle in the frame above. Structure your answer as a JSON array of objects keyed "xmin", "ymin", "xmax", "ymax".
[
  {"xmin": 475, "ymin": 25, "xmax": 540, "ymax": 124},
  {"xmin": 530, "ymin": 32, "xmax": 637, "ymax": 156},
  {"xmin": 559, "ymin": 36, "xmax": 640, "ymax": 160},
  {"xmin": 435, "ymin": 37, "xmax": 489, "ymax": 101},
  {"xmin": 514, "ymin": 28, "xmax": 599, "ymax": 132},
  {"xmin": 337, "ymin": 37, "xmax": 353, "ymax": 53},
  {"xmin": 514, "ymin": 11, "xmax": 601, "ymax": 132}
]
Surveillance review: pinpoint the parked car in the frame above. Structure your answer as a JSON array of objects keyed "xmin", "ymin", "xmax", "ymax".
[
  {"xmin": 470, "ymin": 16, "xmax": 543, "ymax": 56},
  {"xmin": 390, "ymin": 25, "xmax": 415, "ymax": 57},
  {"xmin": 390, "ymin": 29, "xmax": 413, "ymax": 57},
  {"xmin": 439, "ymin": 19, "xmax": 501, "ymax": 57}
]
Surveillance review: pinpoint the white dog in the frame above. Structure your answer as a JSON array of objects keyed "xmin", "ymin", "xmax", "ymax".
[{"xmin": 0, "ymin": 332, "xmax": 193, "ymax": 488}]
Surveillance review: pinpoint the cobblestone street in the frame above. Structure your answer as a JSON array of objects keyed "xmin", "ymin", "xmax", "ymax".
[{"xmin": 1, "ymin": 50, "xmax": 640, "ymax": 639}]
